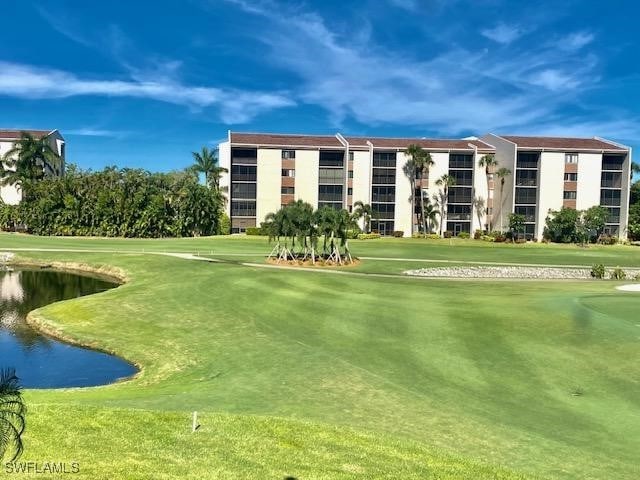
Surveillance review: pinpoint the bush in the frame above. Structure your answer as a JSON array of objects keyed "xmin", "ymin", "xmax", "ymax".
[
  {"xmin": 480, "ymin": 235, "xmax": 495, "ymax": 242},
  {"xmin": 457, "ymin": 232, "xmax": 470, "ymax": 239},
  {"xmin": 515, "ymin": 238, "xmax": 527, "ymax": 244},
  {"xmin": 591, "ymin": 264, "xmax": 606, "ymax": 279},
  {"xmin": 245, "ymin": 227, "xmax": 263, "ymax": 235},
  {"xmin": 598, "ymin": 234, "xmax": 618, "ymax": 245},
  {"xmin": 634, "ymin": 273, "xmax": 640, "ymax": 282},
  {"xmin": 473, "ymin": 229, "xmax": 483, "ymax": 240},
  {"xmin": 357, "ymin": 233, "xmax": 381, "ymax": 240},
  {"xmin": 218, "ymin": 213, "xmax": 230, "ymax": 235},
  {"xmin": 425, "ymin": 233, "xmax": 441, "ymax": 240},
  {"xmin": 610, "ymin": 267, "xmax": 627, "ymax": 280},
  {"xmin": 392, "ymin": 230, "xmax": 404, "ymax": 238},
  {"xmin": 346, "ymin": 229, "xmax": 361, "ymax": 239},
  {"xmin": 443, "ymin": 231, "xmax": 453, "ymax": 238},
  {"xmin": 493, "ymin": 234, "xmax": 507, "ymax": 243}
]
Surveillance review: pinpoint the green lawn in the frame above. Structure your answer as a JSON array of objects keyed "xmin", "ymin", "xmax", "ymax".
[{"xmin": 2, "ymin": 233, "xmax": 640, "ymax": 479}]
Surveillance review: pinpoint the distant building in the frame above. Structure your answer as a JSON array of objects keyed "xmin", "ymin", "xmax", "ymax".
[
  {"xmin": 0, "ymin": 129, "xmax": 66, "ymax": 205},
  {"xmin": 219, "ymin": 132, "xmax": 632, "ymax": 239}
]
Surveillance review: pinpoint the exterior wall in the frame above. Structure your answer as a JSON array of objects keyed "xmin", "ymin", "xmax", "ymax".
[
  {"xmin": 620, "ymin": 150, "xmax": 632, "ymax": 239},
  {"xmin": 536, "ymin": 152, "xmax": 565, "ymax": 239},
  {"xmin": 394, "ymin": 151, "xmax": 413, "ymax": 235},
  {"xmin": 480, "ymin": 134, "xmax": 516, "ymax": 231},
  {"xmin": 255, "ymin": 149, "xmax": 281, "ymax": 223},
  {"xmin": 294, "ymin": 149, "xmax": 319, "ymax": 207},
  {"xmin": 575, "ymin": 153, "xmax": 601, "ymax": 210},
  {"xmin": 351, "ymin": 150, "xmax": 371, "ymax": 230},
  {"xmin": 218, "ymin": 141, "xmax": 231, "ymax": 216}
]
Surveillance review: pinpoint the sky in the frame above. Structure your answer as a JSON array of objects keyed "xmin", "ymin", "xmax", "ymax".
[{"xmin": 0, "ymin": 0, "xmax": 639, "ymax": 171}]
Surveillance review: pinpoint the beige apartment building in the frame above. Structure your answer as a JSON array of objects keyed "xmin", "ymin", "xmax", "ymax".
[
  {"xmin": 219, "ymin": 132, "xmax": 632, "ymax": 239},
  {"xmin": 0, "ymin": 129, "xmax": 66, "ymax": 204}
]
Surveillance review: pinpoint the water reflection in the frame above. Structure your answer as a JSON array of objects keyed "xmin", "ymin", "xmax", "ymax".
[{"xmin": 0, "ymin": 269, "xmax": 137, "ymax": 388}]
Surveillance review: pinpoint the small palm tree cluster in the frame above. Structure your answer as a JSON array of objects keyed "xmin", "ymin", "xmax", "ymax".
[
  {"xmin": 264, "ymin": 200, "xmax": 356, "ymax": 265},
  {"xmin": 403, "ymin": 144, "xmax": 435, "ymax": 235},
  {"xmin": 190, "ymin": 147, "xmax": 228, "ymax": 191},
  {"xmin": 0, "ymin": 368, "xmax": 26, "ymax": 462},
  {"xmin": 1, "ymin": 132, "xmax": 63, "ymax": 197}
]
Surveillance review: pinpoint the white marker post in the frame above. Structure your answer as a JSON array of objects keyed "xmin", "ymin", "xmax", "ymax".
[{"xmin": 192, "ymin": 411, "xmax": 198, "ymax": 433}]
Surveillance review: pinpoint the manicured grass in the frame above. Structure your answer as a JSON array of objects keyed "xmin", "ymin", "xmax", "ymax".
[{"xmin": 2, "ymin": 234, "xmax": 640, "ymax": 479}]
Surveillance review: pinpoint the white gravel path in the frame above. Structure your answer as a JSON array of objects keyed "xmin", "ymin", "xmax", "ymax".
[
  {"xmin": 405, "ymin": 266, "xmax": 640, "ymax": 280},
  {"xmin": 616, "ymin": 284, "xmax": 640, "ymax": 292}
]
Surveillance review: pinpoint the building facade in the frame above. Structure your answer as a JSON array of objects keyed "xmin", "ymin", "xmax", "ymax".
[
  {"xmin": 219, "ymin": 132, "xmax": 632, "ymax": 239},
  {"xmin": 0, "ymin": 129, "xmax": 66, "ymax": 204}
]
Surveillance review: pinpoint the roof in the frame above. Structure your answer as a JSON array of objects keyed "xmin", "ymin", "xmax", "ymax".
[
  {"xmin": 498, "ymin": 135, "xmax": 627, "ymax": 151},
  {"xmin": 345, "ymin": 136, "xmax": 494, "ymax": 152},
  {"xmin": 0, "ymin": 129, "xmax": 57, "ymax": 140},
  {"xmin": 230, "ymin": 132, "xmax": 495, "ymax": 152},
  {"xmin": 231, "ymin": 132, "xmax": 343, "ymax": 148}
]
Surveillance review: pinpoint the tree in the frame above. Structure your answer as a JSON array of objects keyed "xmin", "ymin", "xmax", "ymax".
[
  {"xmin": 403, "ymin": 145, "xmax": 434, "ymax": 235},
  {"xmin": 435, "ymin": 174, "xmax": 456, "ymax": 236},
  {"xmin": 0, "ymin": 368, "xmax": 26, "ymax": 462},
  {"xmin": 191, "ymin": 147, "xmax": 227, "ymax": 190},
  {"xmin": 495, "ymin": 167, "xmax": 511, "ymax": 232},
  {"xmin": 583, "ymin": 205, "xmax": 609, "ymax": 241},
  {"xmin": 478, "ymin": 154, "xmax": 497, "ymax": 231},
  {"xmin": 352, "ymin": 201, "xmax": 372, "ymax": 233},
  {"xmin": 544, "ymin": 207, "xmax": 580, "ymax": 243},
  {"xmin": 1, "ymin": 132, "xmax": 62, "ymax": 199},
  {"xmin": 423, "ymin": 197, "xmax": 440, "ymax": 234},
  {"xmin": 508, "ymin": 213, "xmax": 526, "ymax": 240},
  {"xmin": 631, "ymin": 162, "xmax": 640, "ymax": 179},
  {"xmin": 628, "ymin": 203, "xmax": 640, "ymax": 240}
]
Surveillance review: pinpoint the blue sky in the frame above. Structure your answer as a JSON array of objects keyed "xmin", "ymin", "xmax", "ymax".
[{"xmin": 1, "ymin": 0, "xmax": 639, "ymax": 171}]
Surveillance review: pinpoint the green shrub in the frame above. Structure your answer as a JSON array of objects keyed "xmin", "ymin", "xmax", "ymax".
[
  {"xmin": 515, "ymin": 238, "xmax": 527, "ymax": 244},
  {"xmin": 598, "ymin": 234, "xmax": 618, "ymax": 245},
  {"xmin": 473, "ymin": 229, "xmax": 483, "ymax": 240},
  {"xmin": 610, "ymin": 267, "xmax": 626, "ymax": 280},
  {"xmin": 443, "ymin": 231, "xmax": 453, "ymax": 238},
  {"xmin": 218, "ymin": 213, "xmax": 230, "ymax": 235},
  {"xmin": 245, "ymin": 227, "xmax": 263, "ymax": 235},
  {"xmin": 457, "ymin": 232, "xmax": 470, "ymax": 239},
  {"xmin": 357, "ymin": 233, "xmax": 381, "ymax": 240},
  {"xmin": 493, "ymin": 234, "xmax": 507, "ymax": 243},
  {"xmin": 590, "ymin": 264, "xmax": 605, "ymax": 279},
  {"xmin": 346, "ymin": 229, "xmax": 361, "ymax": 239},
  {"xmin": 480, "ymin": 235, "xmax": 495, "ymax": 242},
  {"xmin": 392, "ymin": 230, "xmax": 404, "ymax": 238},
  {"xmin": 425, "ymin": 233, "xmax": 441, "ymax": 240}
]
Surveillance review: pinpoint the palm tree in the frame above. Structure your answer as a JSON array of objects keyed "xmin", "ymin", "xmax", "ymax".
[
  {"xmin": 352, "ymin": 201, "xmax": 372, "ymax": 233},
  {"xmin": 191, "ymin": 147, "xmax": 227, "ymax": 190},
  {"xmin": 435, "ymin": 174, "xmax": 456, "ymax": 236},
  {"xmin": 403, "ymin": 144, "xmax": 434, "ymax": 235},
  {"xmin": 423, "ymin": 197, "xmax": 440, "ymax": 234},
  {"xmin": 632, "ymin": 162, "xmax": 640, "ymax": 179},
  {"xmin": 478, "ymin": 154, "xmax": 497, "ymax": 231},
  {"xmin": 0, "ymin": 368, "xmax": 26, "ymax": 462},
  {"xmin": 495, "ymin": 167, "xmax": 512, "ymax": 232},
  {"xmin": 1, "ymin": 132, "xmax": 62, "ymax": 197}
]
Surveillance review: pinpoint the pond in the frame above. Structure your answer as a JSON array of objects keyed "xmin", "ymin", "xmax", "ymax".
[{"xmin": 0, "ymin": 268, "xmax": 137, "ymax": 388}]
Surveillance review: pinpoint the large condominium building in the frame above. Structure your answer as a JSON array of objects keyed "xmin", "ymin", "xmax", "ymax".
[
  {"xmin": 219, "ymin": 132, "xmax": 632, "ymax": 239},
  {"xmin": 0, "ymin": 129, "xmax": 66, "ymax": 204}
]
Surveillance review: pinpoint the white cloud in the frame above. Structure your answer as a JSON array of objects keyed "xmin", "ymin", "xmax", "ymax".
[
  {"xmin": 481, "ymin": 23, "xmax": 524, "ymax": 44},
  {"xmin": 559, "ymin": 31, "xmax": 595, "ymax": 51},
  {"xmin": 0, "ymin": 62, "xmax": 294, "ymax": 124},
  {"xmin": 65, "ymin": 128, "xmax": 130, "ymax": 138},
  {"xmin": 222, "ymin": 0, "xmax": 609, "ymax": 134}
]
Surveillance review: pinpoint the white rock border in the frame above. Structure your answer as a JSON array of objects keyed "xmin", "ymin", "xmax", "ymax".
[
  {"xmin": 404, "ymin": 265, "xmax": 640, "ymax": 280},
  {"xmin": 616, "ymin": 284, "xmax": 640, "ymax": 292}
]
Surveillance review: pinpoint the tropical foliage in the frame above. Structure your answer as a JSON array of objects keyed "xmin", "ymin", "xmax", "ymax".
[
  {"xmin": 543, "ymin": 206, "xmax": 610, "ymax": 243},
  {"xmin": 352, "ymin": 201, "xmax": 372, "ymax": 233},
  {"xmin": 478, "ymin": 154, "xmax": 497, "ymax": 231},
  {"xmin": 0, "ymin": 166, "xmax": 225, "ymax": 237},
  {"xmin": 0, "ymin": 368, "xmax": 26, "ymax": 462},
  {"xmin": 435, "ymin": 174, "xmax": 456, "ymax": 236},
  {"xmin": 264, "ymin": 201, "xmax": 356, "ymax": 264},
  {"xmin": 403, "ymin": 145, "xmax": 434, "ymax": 235},
  {"xmin": 190, "ymin": 147, "xmax": 227, "ymax": 190}
]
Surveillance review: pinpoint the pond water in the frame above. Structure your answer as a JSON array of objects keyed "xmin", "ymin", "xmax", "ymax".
[{"xmin": 0, "ymin": 268, "xmax": 137, "ymax": 388}]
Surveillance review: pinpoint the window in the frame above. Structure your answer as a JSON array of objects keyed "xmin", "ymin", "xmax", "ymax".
[
  {"xmin": 515, "ymin": 187, "xmax": 537, "ymax": 204},
  {"xmin": 348, "ymin": 151, "xmax": 354, "ymax": 161},
  {"xmin": 450, "ymin": 170, "xmax": 473, "ymax": 186},
  {"xmin": 373, "ymin": 152, "xmax": 396, "ymax": 168},
  {"xmin": 602, "ymin": 155, "xmax": 624, "ymax": 171},
  {"xmin": 601, "ymin": 171, "xmax": 622, "ymax": 188},
  {"xmin": 514, "ymin": 206, "xmax": 536, "ymax": 223},
  {"xmin": 565, "ymin": 153, "xmax": 578, "ymax": 164},
  {"xmin": 231, "ymin": 200, "xmax": 256, "ymax": 217},
  {"xmin": 319, "ymin": 150, "xmax": 344, "ymax": 167},
  {"xmin": 448, "ymin": 204, "xmax": 471, "ymax": 220},
  {"xmin": 318, "ymin": 202, "xmax": 343, "ymax": 210},
  {"xmin": 282, "ymin": 150, "xmax": 295, "ymax": 159},
  {"xmin": 372, "ymin": 203, "xmax": 395, "ymax": 219},
  {"xmin": 372, "ymin": 186, "xmax": 396, "ymax": 203},
  {"xmin": 372, "ymin": 168, "xmax": 396, "ymax": 184},
  {"xmin": 231, "ymin": 148, "xmax": 257, "ymax": 164},
  {"xmin": 563, "ymin": 191, "xmax": 577, "ymax": 200},
  {"xmin": 281, "ymin": 186, "xmax": 295, "ymax": 195},
  {"xmin": 281, "ymin": 169, "xmax": 295, "ymax": 177},
  {"xmin": 516, "ymin": 169, "xmax": 537, "ymax": 186},
  {"xmin": 318, "ymin": 168, "xmax": 344, "ymax": 184},
  {"xmin": 231, "ymin": 164, "xmax": 257, "ymax": 181},
  {"xmin": 347, "ymin": 187, "xmax": 353, "ymax": 196},
  {"xmin": 600, "ymin": 189, "xmax": 621, "ymax": 206},
  {"xmin": 516, "ymin": 152, "xmax": 539, "ymax": 169},
  {"xmin": 606, "ymin": 207, "xmax": 620, "ymax": 224},
  {"xmin": 449, "ymin": 154, "xmax": 473, "ymax": 169},
  {"xmin": 348, "ymin": 170, "xmax": 354, "ymax": 179},
  {"xmin": 232, "ymin": 183, "xmax": 256, "ymax": 199},
  {"xmin": 448, "ymin": 187, "xmax": 472, "ymax": 204},
  {"xmin": 564, "ymin": 173, "xmax": 578, "ymax": 181},
  {"xmin": 318, "ymin": 184, "xmax": 343, "ymax": 202}
]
